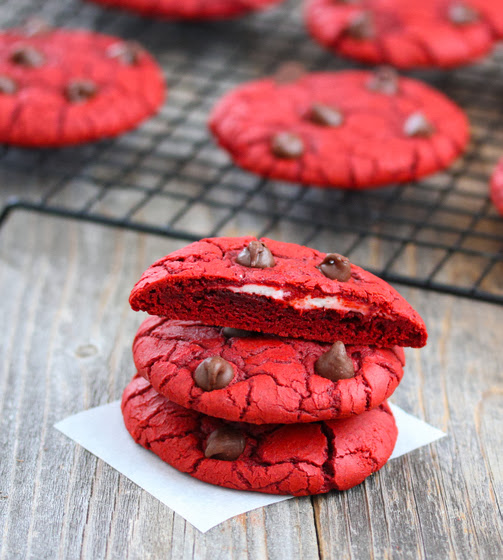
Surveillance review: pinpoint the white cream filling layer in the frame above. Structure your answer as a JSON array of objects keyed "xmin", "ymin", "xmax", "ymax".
[{"xmin": 226, "ymin": 284, "xmax": 372, "ymax": 316}]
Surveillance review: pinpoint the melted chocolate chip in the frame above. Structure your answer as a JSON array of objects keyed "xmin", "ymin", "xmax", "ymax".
[
  {"xmin": 0, "ymin": 76, "xmax": 17, "ymax": 95},
  {"xmin": 236, "ymin": 241, "xmax": 276, "ymax": 269},
  {"xmin": 66, "ymin": 80, "xmax": 98, "ymax": 103},
  {"xmin": 271, "ymin": 132, "xmax": 304, "ymax": 159},
  {"xmin": 222, "ymin": 327, "xmax": 258, "ymax": 338},
  {"xmin": 318, "ymin": 253, "xmax": 352, "ymax": 281},
  {"xmin": 193, "ymin": 356, "xmax": 234, "ymax": 391},
  {"xmin": 22, "ymin": 18, "xmax": 52, "ymax": 37},
  {"xmin": 315, "ymin": 341, "xmax": 355, "ymax": 381},
  {"xmin": 10, "ymin": 45, "xmax": 45, "ymax": 68},
  {"xmin": 204, "ymin": 427, "xmax": 245, "ymax": 461},
  {"xmin": 309, "ymin": 103, "xmax": 344, "ymax": 127},
  {"xmin": 448, "ymin": 3, "xmax": 479, "ymax": 25},
  {"xmin": 274, "ymin": 61, "xmax": 306, "ymax": 84},
  {"xmin": 346, "ymin": 12, "xmax": 375, "ymax": 40},
  {"xmin": 404, "ymin": 112, "xmax": 435, "ymax": 138},
  {"xmin": 107, "ymin": 41, "xmax": 142, "ymax": 65},
  {"xmin": 367, "ymin": 66, "xmax": 399, "ymax": 95}
]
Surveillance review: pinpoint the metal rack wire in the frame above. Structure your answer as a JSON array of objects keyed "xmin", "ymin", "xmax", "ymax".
[{"xmin": 1, "ymin": 0, "xmax": 502, "ymax": 304}]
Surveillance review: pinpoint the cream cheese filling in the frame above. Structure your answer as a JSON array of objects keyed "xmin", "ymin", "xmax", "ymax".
[{"xmin": 226, "ymin": 284, "xmax": 372, "ymax": 315}]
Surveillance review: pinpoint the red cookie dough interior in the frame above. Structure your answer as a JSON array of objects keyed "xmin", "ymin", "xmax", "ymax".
[{"xmin": 130, "ymin": 236, "xmax": 428, "ymax": 347}]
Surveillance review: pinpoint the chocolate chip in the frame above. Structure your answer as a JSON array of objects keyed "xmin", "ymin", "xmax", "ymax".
[
  {"xmin": 448, "ymin": 3, "xmax": 479, "ymax": 25},
  {"xmin": 318, "ymin": 253, "xmax": 352, "ymax": 281},
  {"xmin": 404, "ymin": 112, "xmax": 435, "ymax": 138},
  {"xmin": 22, "ymin": 17, "xmax": 52, "ymax": 37},
  {"xmin": 346, "ymin": 12, "xmax": 375, "ymax": 40},
  {"xmin": 107, "ymin": 41, "xmax": 143, "ymax": 65},
  {"xmin": 315, "ymin": 341, "xmax": 355, "ymax": 381},
  {"xmin": 193, "ymin": 356, "xmax": 234, "ymax": 391},
  {"xmin": 10, "ymin": 45, "xmax": 45, "ymax": 68},
  {"xmin": 66, "ymin": 80, "xmax": 98, "ymax": 103},
  {"xmin": 271, "ymin": 132, "xmax": 304, "ymax": 159},
  {"xmin": 273, "ymin": 61, "xmax": 306, "ymax": 85},
  {"xmin": 236, "ymin": 240, "xmax": 276, "ymax": 268},
  {"xmin": 367, "ymin": 66, "xmax": 399, "ymax": 95},
  {"xmin": 309, "ymin": 103, "xmax": 344, "ymax": 127},
  {"xmin": 0, "ymin": 76, "xmax": 17, "ymax": 95},
  {"xmin": 204, "ymin": 427, "xmax": 245, "ymax": 461},
  {"xmin": 222, "ymin": 327, "xmax": 258, "ymax": 338}
]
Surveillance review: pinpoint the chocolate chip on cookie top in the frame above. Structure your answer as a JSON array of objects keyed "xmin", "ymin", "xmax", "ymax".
[
  {"xmin": 193, "ymin": 356, "xmax": 234, "ymax": 391},
  {"xmin": 0, "ymin": 76, "xmax": 17, "ymax": 95},
  {"xmin": 346, "ymin": 12, "xmax": 375, "ymax": 39},
  {"xmin": 236, "ymin": 240, "xmax": 276, "ymax": 268},
  {"xmin": 367, "ymin": 66, "xmax": 399, "ymax": 95},
  {"xmin": 107, "ymin": 40, "xmax": 142, "ymax": 65},
  {"xmin": 66, "ymin": 80, "xmax": 98, "ymax": 103},
  {"xmin": 315, "ymin": 341, "xmax": 356, "ymax": 381},
  {"xmin": 404, "ymin": 112, "xmax": 435, "ymax": 138},
  {"xmin": 448, "ymin": 3, "xmax": 479, "ymax": 25},
  {"xmin": 274, "ymin": 61, "xmax": 306, "ymax": 84},
  {"xmin": 309, "ymin": 103, "xmax": 344, "ymax": 127},
  {"xmin": 271, "ymin": 132, "xmax": 304, "ymax": 159},
  {"xmin": 10, "ymin": 45, "xmax": 45, "ymax": 67},
  {"xmin": 319, "ymin": 253, "xmax": 352, "ymax": 281},
  {"xmin": 204, "ymin": 427, "xmax": 246, "ymax": 461}
]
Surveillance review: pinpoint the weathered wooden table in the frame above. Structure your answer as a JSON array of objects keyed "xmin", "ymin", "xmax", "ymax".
[
  {"xmin": 1, "ymin": 0, "xmax": 503, "ymax": 557},
  {"xmin": 0, "ymin": 209, "xmax": 502, "ymax": 559}
]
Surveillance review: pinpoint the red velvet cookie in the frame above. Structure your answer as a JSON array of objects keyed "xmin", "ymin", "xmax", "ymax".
[
  {"xmin": 122, "ymin": 375, "xmax": 398, "ymax": 495},
  {"xmin": 490, "ymin": 157, "xmax": 503, "ymax": 216},
  {"xmin": 209, "ymin": 69, "xmax": 469, "ymax": 189},
  {"xmin": 89, "ymin": 0, "xmax": 284, "ymax": 19},
  {"xmin": 133, "ymin": 316, "xmax": 405, "ymax": 424},
  {"xmin": 130, "ymin": 236, "xmax": 428, "ymax": 347},
  {"xmin": 0, "ymin": 25, "xmax": 164, "ymax": 147},
  {"xmin": 305, "ymin": 0, "xmax": 502, "ymax": 69}
]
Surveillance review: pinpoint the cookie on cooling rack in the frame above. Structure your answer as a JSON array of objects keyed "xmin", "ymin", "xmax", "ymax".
[
  {"xmin": 305, "ymin": 0, "xmax": 503, "ymax": 69},
  {"xmin": 122, "ymin": 374, "xmax": 398, "ymax": 495},
  {"xmin": 88, "ymin": 0, "xmax": 285, "ymax": 19},
  {"xmin": 0, "ymin": 23, "xmax": 164, "ymax": 147},
  {"xmin": 132, "ymin": 315, "xmax": 406, "ymax": 424},
  {"xmin": 129, "ymin": 236, "xmax": 428, "ymax": 347},
  {"xmin": 209, "ymin": 68, "xmax": 469, "ymax": 189}
]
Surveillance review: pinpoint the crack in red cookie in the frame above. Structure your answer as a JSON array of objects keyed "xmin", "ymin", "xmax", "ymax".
[
  {"xmin": 490, "ymin": 157, "xmax": 503, "ymax": 216},
  {"xmin": 209, "ymin": 70, "xmax": 469, "ymax": 189},
  {"xmin": 305, "ymin": 0, "xmax": 502, "ymax": 69},
  {"xmin": 122, "ymin": 375, "xmax": 398, "ymax": 495},
  {"xmin": 89, "ymin": 0, "xmax": 284, "ymax": 19},
  {"xmin": 133, "ymin": 316, "xmax": 405, "ymax": 424},
  {"xmin": 0, "ymin": 27, "xmax": 165, "ymax": 147},
  {"xmin": 130, "ymin": 236, "xmax": 428, "ymax": 347}
]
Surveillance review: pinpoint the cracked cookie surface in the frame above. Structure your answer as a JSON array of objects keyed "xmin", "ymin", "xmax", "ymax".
[
  {"xmin": 130, "ymin": 236, "xmax": 428, "ymax": 347},
  {"xmin": 209, "ymin": 70, "xmax": 468, "ymax": 189},
  {"xmin": 305, "ymin": 0, "xmax": 502, "ymax": 69},
  {"xmin": 122, "ymin": 375, "xmax": 398, "ymax": 495},
  {"xmin": 89, "ymin": 0, "xmax": 284, "ymax": 19},
  {"xmin": 0, "ymin": 27, "xmax": 164, "ymax": 147},
  {"xmin": 133, "ymin": 316, "xmax": 405, "ymax": 424}
]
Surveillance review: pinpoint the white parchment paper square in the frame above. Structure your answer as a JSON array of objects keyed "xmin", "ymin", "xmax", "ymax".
[{"xmin": 55, "ymin": 401, "xmax": 445, "ymax": 533}]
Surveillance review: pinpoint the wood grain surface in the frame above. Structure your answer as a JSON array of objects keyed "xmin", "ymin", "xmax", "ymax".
[{"xmin": 0, "ymin": 209, "xmax": 502, "ymax": 560}]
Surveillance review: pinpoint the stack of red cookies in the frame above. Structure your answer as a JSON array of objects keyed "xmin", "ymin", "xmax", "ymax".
[{"xmin": 122, "ymin": 236, "xmax": 427, "ymax": 496}]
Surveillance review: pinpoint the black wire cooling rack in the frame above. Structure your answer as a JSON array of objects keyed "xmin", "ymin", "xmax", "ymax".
[{"xmin": 1, "ymin": 0, "xmax": 503, "ymax": 304}]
